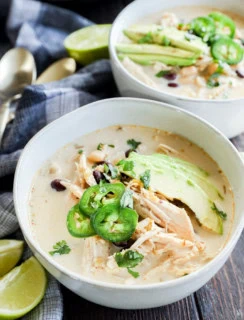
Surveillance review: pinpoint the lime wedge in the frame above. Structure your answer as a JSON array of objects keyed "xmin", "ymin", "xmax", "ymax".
[
  {"xmin": 0, "ymin": 257, "xmax": 47, "ymax": 320},
  {"xmin": 0, "ymin": 240, "xmax": 24, "ymax": 277},
  {"xmin": 64, "ymin": 24, "xmax": 111, "ymax": 65}
]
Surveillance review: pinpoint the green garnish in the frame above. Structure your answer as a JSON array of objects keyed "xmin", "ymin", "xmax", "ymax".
[
  {"xmin": 155, "ymin": 70, "xmax": 171, "ymax": 78},
  {"xmin": 187, "ymin": 179, "xmax": 194, "ymax": 186},
  {"xmin": 120, "ymin": 189, "xmax": 134, "ymax": 209},
  {"xmin": 108, "ymin": 144, "xmax": 115, "ymax": 148},
  {"xmin": 162, "ymin": 36, "xmax": 171, "ymax": 46},
  {"xmin": 115, "ymin": 250, "xmax": 144, "ymax": 278},
  {"xmin": 108, "ymin": 163, "xmax": 119, "ymax": 179},
  {"xmin": 78, "ymin": 149, "xmax": 83, "ymax": 154},
  {"xmin": 49, "ymin": 240, "xmax": 71, "ymax": 256},
  {"xmin": 140, "ymin": 170, "xmax": 151, "ymax": 189},
  {"xmin": 127, "ymin": 268, "xmax": 140, "ymax": 278},
  {"xmin": 138, "ymin": 32, "xmax": 153, "ymax": 44},
  {"xmin": 97, "ymin": 143, "xmax": 104, "ymax": 151},
  {"xmin": 207, "ymin": 72, "xmax": 221, "ymax": 88},
  {"xmin": 127, "ymin": 139, "xmax": 141, "ymax": 150},
  {"xmin": 211, "ymin": 203, "xmax": 227, "ymax": 220}
]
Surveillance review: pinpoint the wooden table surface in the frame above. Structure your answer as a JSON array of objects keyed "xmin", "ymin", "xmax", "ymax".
[{"xmin": 0, "ymin": 1, "xmax": 243, "ymax": 319}]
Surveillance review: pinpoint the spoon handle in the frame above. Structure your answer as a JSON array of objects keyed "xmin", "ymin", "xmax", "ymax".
[{"xmin": 0, "ymin": 100, "xmax": 10, "ymax": 145}]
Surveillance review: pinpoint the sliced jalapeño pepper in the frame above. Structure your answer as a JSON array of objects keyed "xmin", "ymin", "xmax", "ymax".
[
  {"xmin": 209, "ymin": 12, "xmax": 236, "ymax": 38},
  {"xmin": 79, "ymin": 183, "xmax": 125, "ymax": 216},
  {"xmin": 91, "ymin": 204, "xmax": 138, "ymax": 242},
  {"xmin": 211, "ymin": 37, "xmax": 243, "ymax": 65},
  {"xmin": 190, "ymin": 16, "xmax": 215, "ymax": 42},
  {"xmin": 67, "ymin": 204, "xmax": 95, "ymax": 238}
]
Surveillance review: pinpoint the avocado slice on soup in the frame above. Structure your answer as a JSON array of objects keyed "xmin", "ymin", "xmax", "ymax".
[{"xmin": 118, "ymin": 152, "xmax": 226, "ymax": 234}]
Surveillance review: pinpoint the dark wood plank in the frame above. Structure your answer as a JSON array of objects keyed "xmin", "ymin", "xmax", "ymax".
[
  {"xmin": 62, "ymin": 287, "xmax": 200, "ymax": 320},
  {"xmin": 194, "ymin": 232, "xmax": 244, "ymax": 320}
]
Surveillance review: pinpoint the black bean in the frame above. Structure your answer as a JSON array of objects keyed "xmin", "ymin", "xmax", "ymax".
[
  {"xmin": 168, "ymin": 83, "xmax": 179, "ymax": 88},
  {"xmin": 50, "ymin": 179, "xmax": 66, "ymax": 192},
  {"xmin": 236, "ymin": 70, "xmax": 244, "ymax": 78},
  {"xmin": 113, "ymin": 239, "xmax": 135, "ymax": 249},
  {"xmin": 164, "ymin": 72, "xmax": 177, "ymax": 81},
  {"xmin": 93, "ymin": 170, "xmax": 104, "ymax": 184}
]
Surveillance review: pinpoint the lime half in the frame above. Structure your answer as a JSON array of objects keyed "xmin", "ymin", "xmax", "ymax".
[
  {"xmin": 64, "ymin": 24, "xmax": 111, "ymax": 65},
  {"xmin": 0, "ymin": 257, "xmax": 47, "ymax": 320},
  {"xmin": 0, "ymin": 240, "xmax": 24, "ymax": 277}
]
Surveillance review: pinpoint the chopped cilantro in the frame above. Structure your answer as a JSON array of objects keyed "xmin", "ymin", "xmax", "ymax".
[
  {"xmin": 97, "ymin": 143, "xmax": 104, "ymax": 151},
  {"xmin": 211, "ymin": 203, "xmax": 227, "ymax": 220},
  {"xmin": 127, "ymin": 139, "xmax": 141, "ymax": 150},
  {"xmin": 127, "ymin": 268, "xmax": 140, "ymax": 278},
  {"xmin": 78, "ymin": 149, "xmax": 83, "ymax": 154},
  {"xmin": 155, "ymin": 70, "xmax": 171, "ymax": 78},
  {"xmin": 108, "ymin": 144, "xmax": 115, "ymax": 148},
  {"xmin": 162, "ymin": 36, "xmax": 171, "ymax": 46},
  {"xmin": 138, "ymin": 32, "xmax": 153, "ymax": 44},
  {"xmin": 140, "ymin": 170, "xmax": 151, "ymax": 189},
  {"xmin": 49, "ymin": 240, "xmax": 71, "ymax": 256},
  {"xmin": 115, "ymin": 250, "xmax": 144, "ymax": 278},
  {"xmin": 120, "ymin": 189, "xmax": 134, "ymax": 209}
]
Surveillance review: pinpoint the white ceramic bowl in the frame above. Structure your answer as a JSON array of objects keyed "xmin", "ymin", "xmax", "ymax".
[
  {"xmin": 14, "ymin": 98, "xmax": 244, "ymax": 309},
  {"xmin": 109, "ymin": 0, "xmax": 244, "ymax": 138}
]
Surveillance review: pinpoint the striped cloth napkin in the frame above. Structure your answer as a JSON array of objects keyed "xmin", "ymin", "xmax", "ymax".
[{"xmin": 0, "ymin": 0, "xmax": 117, "ymax": 319}]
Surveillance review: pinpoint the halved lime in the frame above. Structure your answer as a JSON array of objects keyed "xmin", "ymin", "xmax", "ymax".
[
  {"xmin": 0, "ymin": 257, "xmax": 47, "ymax": 320},
  {"xmin": 0, "ymin": 240, "xmax": 24, "ymax": 277},
  {"xmin": 64, "ymin": 24, "xmax": 111, "ymax": 65}
]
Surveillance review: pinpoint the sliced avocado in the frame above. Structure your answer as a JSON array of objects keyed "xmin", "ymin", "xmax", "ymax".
[
  {"xmin": 124, "ymin": 25, "xmax": 208, "ymax": 54},
  {"xmin": 116, "ymin": 43, "xmax": 198, "ymax": 59},
  {"xmin": 118, "ymin": 152, "xmax": 225, "ymax": 234},
  {"xmin": 118, "ymin": 53, "xmax": 196, "ymax": 67}
]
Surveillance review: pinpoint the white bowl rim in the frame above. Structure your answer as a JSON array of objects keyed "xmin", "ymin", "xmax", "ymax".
[
  {"xmin": 14, "ymin": 97, "xmax": 244, "ymax": 290},
  {"xmin": 109, "ymin": 1, "xmax": 244, "ymax": 104}
]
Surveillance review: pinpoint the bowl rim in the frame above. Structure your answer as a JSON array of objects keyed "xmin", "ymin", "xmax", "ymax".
[
  {"xmin": 14, "ymin": 97, "xmax": 244, "ymax": 290},
  {"xmin": 109, "ymin": 0, "xmax": 244, "ymax": 104}
]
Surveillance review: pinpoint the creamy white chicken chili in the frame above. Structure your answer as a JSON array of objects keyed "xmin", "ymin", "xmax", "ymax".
[
  {"xmin": 117, "ymin": 6, "xmax": 244, "ymax": 100},
  {"xmin": 29, "ymin": 125, "xmax": 234, "ymax": 284}
]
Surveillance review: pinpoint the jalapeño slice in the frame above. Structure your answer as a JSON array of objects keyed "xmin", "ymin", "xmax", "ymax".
[
  {"xmin": 190, "ymin": 16, "xmax": 215, "ymax": 42},
  {"xmin": 211, "ymin": 37, "xmax": 243, "ymax": 65},
  {"xmin": 209, "ymin": 12, "xmax": 236, "ymax": 38},
  {"xmin": 67, "ymin": 204, "xmax": 95, "ymax": 238},
  {"xmin": 79, "ymin": 183, "xmax": 125, "ymax": 216},
  {"xmin": 91, "ymin": 204, "xmax": 138, "ymax": 242}
]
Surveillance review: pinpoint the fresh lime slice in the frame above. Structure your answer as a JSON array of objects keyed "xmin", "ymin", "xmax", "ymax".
[
  {"xmin": 0, "ymin": 257, "xmax": 47, "ymax": 320},
  {"xmin": 0, "ymin": 240, "xmax": 24, "ymax": 277},
  {"xmin": 64, "ymin": 24, "xmax": 111, "ymax": 65}
]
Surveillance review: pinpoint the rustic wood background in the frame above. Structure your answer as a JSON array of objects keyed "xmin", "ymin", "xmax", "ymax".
[{"xmin": 0, "ymin": 0, "xmax": 243, "ymax": 319}]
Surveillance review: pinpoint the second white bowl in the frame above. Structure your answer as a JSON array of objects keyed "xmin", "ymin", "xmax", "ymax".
[{"xmin": 109, "ymin": 0, "xmax": 244, "ymax": 138}]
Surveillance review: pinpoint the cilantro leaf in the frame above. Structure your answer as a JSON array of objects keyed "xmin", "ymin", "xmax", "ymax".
[
  {"xmin": 115, "ymin": 250, "xmax": 144, "ymax": 268},
  {"xmin": 78, "ymin": 149, "xmax": 83, "ymax": 154},
  {"xmin": 127, "ymin": 268, "xmax": 140, "ymax": 278},
  {"xmin": 108, "ymin": 164, "xmax": 119, "ymax": 179},
  {"xmin": 49, "ymin": 240, "xmax": 71, "ymax": 256},
  {"xmin": 97, "ymin": 143, "xmax": 104, "ymax": 151},
  {"xmin": 138, "ymin": 32, "xmax": 153, "ymax": 44},
  {"xmin": 211, "ymin": 203, "xmax": 227, "ymax": 220},
  {"xmin": 155, "ymin": 70, "xmax": 171, "ymax": 78},
  {"xmin": 140, "ymin": 170, "xmax": 151, "ymax": 189},
  {"xmin": 108, "ymin": 144, "xmax": 115, "ymax": 148},
  {"xmin": 120, "ymin": 189, "xmax": 134, "ymax": 209},
  {"xmin": 127, "ymin": 139, "xmax": 141, "ymax": 151}
]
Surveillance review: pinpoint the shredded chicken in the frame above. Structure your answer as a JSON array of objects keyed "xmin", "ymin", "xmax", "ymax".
[
  {"xmin": 160, "ymin": 12, "xmax": 179, "ymax": 27},
  {"xmin": 122, "ymin": 57, "xmax": 158, "ymax": 88},
  {"xmin": 78, "ymin": 153, "xmax": 96, "ymax": 186},
  {"xmin": 133, "ymin": 189, "xmax": 195, "ymax": 241},
  {"xmin": 60, "ymin": 179, "xmax": 83, "ymax": 199},
  {"xmin": 82, "ymin": 236, "xmax": 112, "ymax": 275}
]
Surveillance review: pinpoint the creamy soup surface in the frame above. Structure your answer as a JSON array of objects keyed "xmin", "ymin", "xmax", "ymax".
[
  {"xmin": 118, "ymin": 6, "xmax": 244, "ymax": 100},
  {"xmin": 29, "ymin": 125, "xmax": 234, "ymax": 284}
]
